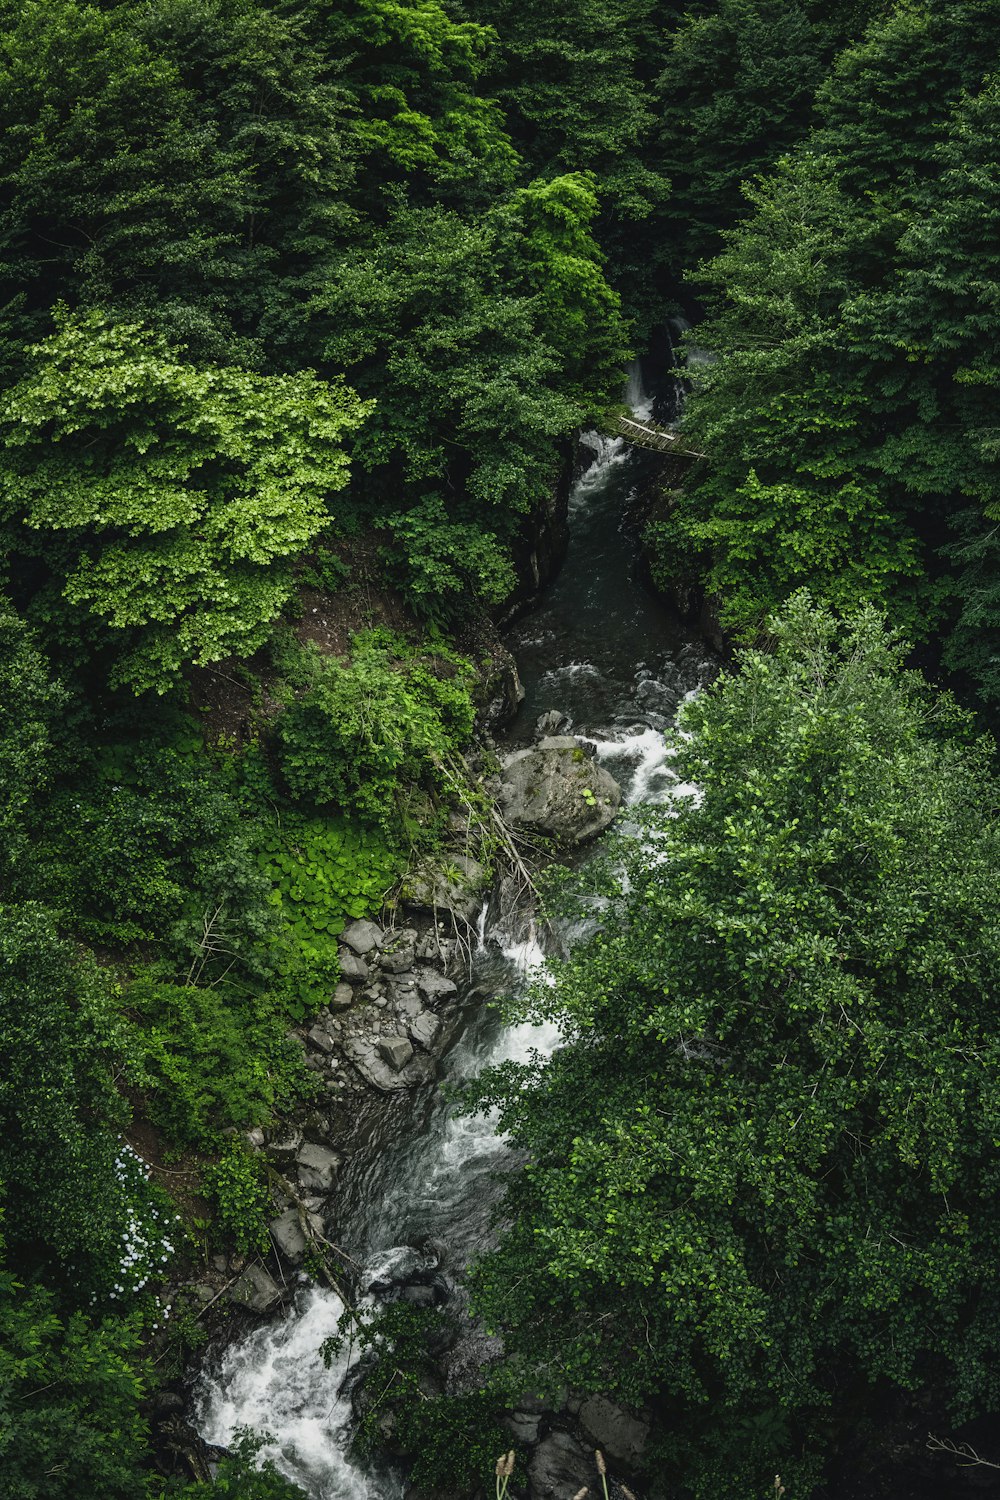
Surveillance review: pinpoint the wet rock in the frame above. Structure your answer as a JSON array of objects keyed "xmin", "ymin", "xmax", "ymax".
[
  {"xmin": 409, "ymin": 1012, "xmax": 442, "ymax": 1052},
  {"xmin": 535, "ymin": 709, "xmax": 571, "ymax": 739},
  {"xmin": 505, "ymin": 1409, "xmax": 542, "ymax": 1445},
  {"xmin": 307, "ymin": 1024, "xmax": 335, "ymax": 1055},
  {"xmin": 378, "ymin": 1035, "xmax": 414, "ymax": 1071},
  {"xmin": 578, "ymin": 1395, "xmax": 650, "ymax": 1468},
  {"xmin": 528, "ymin": 1430, "xmax": 594, "ymax": 1499},
  {"xmin": 266, "ymin": 1126, "xmax": 303, "ymax": 1159},
  {"xmin": 401, "ymin": 855, "xmax": 489, "ymax": 925},
  {"xmin": 153, "ymin": 1390, "xmax": 186, "ymax": 1417},
  {"xmin": 498, "ymin": 739, "xmax": 620, "ymax": 847},
  {"xmin": 339, "ymin": 950, "xmax": 369, "ymax": 985},
  {"xmin": 229, "ymin": 1263, "xmax": 283, "ymax": 1313},
  {"xmin": 330, "ymin": 983, "xmax": 355, "ymax": 1011},
  {"xmin": 341, "ymin": 919, "xmax": 384, "ymax": 956},
  {"xmin": 269, "ymin": 1208, "xmax": 321, "ymax": 1266},
  {"xmin": 380, "ymin": 934, "xmax": 417, "ymax": 974},
  {"xmin": 342, "ymin": 1037, "xmax": 434, "ymax": 1093},
  {"xmin": 296, "ymin": 1141, "xmax": 341, "ymax": 1193},
  {"xmin": 416, "ymin": 969, "xmax": 459, "ymax": 1005}
]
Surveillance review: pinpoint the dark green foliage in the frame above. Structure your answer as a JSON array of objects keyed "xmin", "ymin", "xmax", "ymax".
[
  {"xmin": 0, "ymin": 0, "xmax": 352, "ymax": 375},
  {"xmin": 24, "ymin": 732, "xmax": 275, "ymax": 966},
  {"xmin": 324, "ymin": 1302, "xmax": 514, "ymax": 1492},
  {"xmin": 0, "ymin": 597, "xmax": 66, "ymax": 874},
  {"xmin": 0, "ymin": 903, "xmax": 129, "ymax": 1284},
  {"xmin": 653, "ymin": 0, "xmax": 869, "ymax": 270},
  {"xmin": 0, "ymin": 1248, "xmax": 151, "ymax": 1500},
  {"xmin": 275, "ymin": 630, "xmax": 477, "ymax": 827},
  {"xmin": 669, "ymin": 0, "xmax": 1000, "ymax": 701},
  {"xmin": 467, "ymin": 598, "xmax": 1000, "ymax": 1496},
  {"xmin": 129, "ymin": 978, "xmax": 316, "ymax": 1149}
]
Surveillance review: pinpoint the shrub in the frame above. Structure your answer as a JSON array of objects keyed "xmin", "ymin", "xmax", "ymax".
[
  {"xmin": 128, "ymin": 978, "xmax": 317, "ymax": 1149},
  {"xmin": 274, "ymin": 630, "xmax": 477, "ymax": 829}
]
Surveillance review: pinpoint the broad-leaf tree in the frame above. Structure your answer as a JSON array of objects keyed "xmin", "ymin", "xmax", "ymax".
[
  {"xmin": 0, "ymin": 310, "xmax": 371, "ymax": 691},
  {"xmin": 467, "ymin": 597, "xmax": 1000, "ymax": 1496}
]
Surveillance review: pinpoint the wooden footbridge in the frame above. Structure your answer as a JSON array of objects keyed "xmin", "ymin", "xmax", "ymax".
[{"xmin": 614, "ymin": 413, "xmax": 705, "ymax": 461}]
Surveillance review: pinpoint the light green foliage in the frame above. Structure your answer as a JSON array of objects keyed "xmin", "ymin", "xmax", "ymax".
[
  {"xmin": 256, "ymin": 811, "xmax": 402, "ymax": 1018},
  {"xmin": 0, "ymin": 310, "xmax": 371, "ymax": 690},
  {"xmin": 275, "ymin": 630, "xmax": 477, "ymax": 828},
  {"xmin": 467, "ymin": 598, "xmax": 1000, "ymax": 1495},
  {"xmin": 129, "ymin": 978, "xmax": 317, "ymax": 1149},
  {"xmin": 202, "ymin": 1142, "xmax": 271, "ymax": 1256}
]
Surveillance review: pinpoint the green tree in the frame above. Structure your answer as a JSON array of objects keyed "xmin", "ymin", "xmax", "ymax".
[
  {"xmin": 0, "ymin": 310, "xmax": 371, "ymax": 691},
  {"xmin": 0, "ymin": 599, "xmax": 66, "ymax": 876},
  {"xmin": 0, "ymin": 0, "xmax": 352, "ymax": 375},
  {"xmin": 652, "ymin": 0, "xmax": 866, "ymax": 270},
  {"xmin": 0, "ymin": 1245, "xmax": 150, "ymax": 1500},
  {"xmin": 666, "ymin": 1, "xmax": 1000, "ymax": 682},
  {"xmin": 467, "ymin": 597, "xmax": 1000, "ymax": 1496}
]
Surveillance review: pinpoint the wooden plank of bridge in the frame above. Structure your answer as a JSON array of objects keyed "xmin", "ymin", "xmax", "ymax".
[{"xmin": 613, "ymin": 414, "xmax": 705, "ymax": 461}]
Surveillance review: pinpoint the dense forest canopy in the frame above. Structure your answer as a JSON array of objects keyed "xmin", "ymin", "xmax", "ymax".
[{"xmin": 3, "ymin": 0, "xmax": 1000, "ymax": 1497}]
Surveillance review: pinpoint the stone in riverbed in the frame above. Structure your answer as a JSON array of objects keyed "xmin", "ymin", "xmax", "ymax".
[
  {"xmin": 409, "ymin": 1012, "xmax": 442, "ymax": 1052},
  {"xmin": 341, "ymin": 919, "xmax": 383, "ymax": 956},
  {"xmin": 379, "ymin": 931, "xmax": 417, "ymax": 973},
  {"xmin": 269, "ymin": 1208, "xmax": 321, "ymax": 1266},
  {"xmin": 578, "ymin": 1394, "xmax": 650, "ymax": 1466},
  {"xmin": 229, "ymin": 1263, "xmax": 283, "ymax": 1314},
  {"xmin": 401, "ymin": 854, "xmax": 489, "ymax": 925},
  {"xmin": 296, "ymin": 1141, "xmax": 341, "ymax": 1194},
  {"xmin": 378, "ymin": 1035, "xmax": 414, "ymax": 1071},
  {"xmin": 307, "ymin": 1024, "xmax": 335, "ymax": 1055},
  {"xmin": 498, "ymin": 737, "xmax": 620, "ymax": 847},
  {"xmin": 528, "ymin": 1430, "xmax": 593, "ymax": 1499},
  {"xmin": 339, "ymin": 950, "xmax": 369, "ymax": 985},
  {"xmin": 330, "ymin": 982, "xmax": 355, "ymax": 1011},
  {"xmin": 416, "ymin": 969, "xmax": 458, "ymax": 1005}
]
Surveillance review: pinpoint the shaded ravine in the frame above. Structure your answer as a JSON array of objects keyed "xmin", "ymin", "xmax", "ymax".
[{"xmin": 193, "ymin": 366, "xmax": 715, "ymax": 1498}]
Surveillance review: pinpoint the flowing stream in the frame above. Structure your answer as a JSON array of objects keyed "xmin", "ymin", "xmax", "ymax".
[{"xmin": 193, "ymin": 363, "xmax": 714, "ymax": 1497}]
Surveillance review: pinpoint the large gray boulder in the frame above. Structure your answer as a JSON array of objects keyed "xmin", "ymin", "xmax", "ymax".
[
  {"xmin": 296, "ymin": 1141, "xmax": 340, "ymax": 1194},
  {"xmin": 378, "ymin": 1035, "xmax": 414, "ymax": 1071},
  {"xmin": 269, "ymin": 1208, "xmax": 322, "ymax": 1266},
  {"xmin": 339, "ymin": 950, "xmax": 369, "ymax": 985},
  {"xmin": 342, "ymin": 1037, "xmax": 435, "ymax": 1093},
  {"xmin": 340, "ymin": 919, "xmax": 384, "ymax": 956},
  {"xmin": 498, "ymin": 738, "xmax": 620, "ymax": 847}
]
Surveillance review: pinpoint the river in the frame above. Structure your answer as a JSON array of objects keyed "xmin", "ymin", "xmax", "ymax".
[{"xmin": 192, "ymin": 364, "xmax": 715, "ymax": 1498}]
